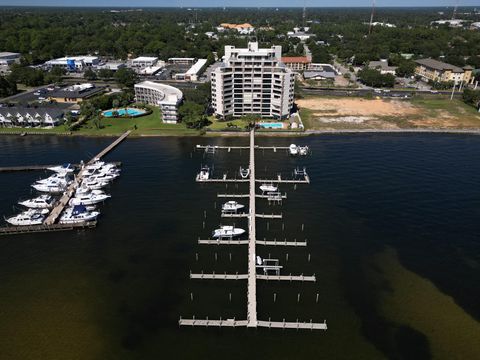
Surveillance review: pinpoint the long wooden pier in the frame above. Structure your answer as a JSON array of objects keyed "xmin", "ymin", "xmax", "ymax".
[
  {"xmin": 0, "ymin": 221, "xmax": 96, "ymax": 236},
  {"xmin": 182, "ymin": 130, "xmax": 326, "ymax": 330},
  {"xmin": 0, "ymin": 162, "xmax": 121, "ymax": 173}
]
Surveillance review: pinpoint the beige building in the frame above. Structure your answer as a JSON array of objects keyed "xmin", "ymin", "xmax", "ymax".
[
  {"xmin": 415, "ymin": 58, "xmax": 473, "ymax": 84},
  {"xmin": 211, "ymin": 42, "xmax": 295, "ymax": 120}
]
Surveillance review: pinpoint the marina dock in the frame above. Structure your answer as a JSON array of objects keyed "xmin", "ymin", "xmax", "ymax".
[
  {"xmin": 1, "ymin": 131, "xmax": 130, "ymax": 234},
  {"xmin": 182, "ymin": 130, "xmax": 326, "ymax": 330}
]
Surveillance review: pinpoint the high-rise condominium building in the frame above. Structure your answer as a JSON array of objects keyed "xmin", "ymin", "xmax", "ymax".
[{"xmin": 211, "ymin": 42, "xmax": 295, "ymax": 119}]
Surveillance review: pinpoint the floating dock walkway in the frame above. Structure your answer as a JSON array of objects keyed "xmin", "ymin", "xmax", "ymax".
[
  {"xmin": 182, "ymin": 130, "xmax": 326, "ymax": 331},
  {"xmin": 0, "ymin": 162, "xmax": 121, "ymax": 173}
]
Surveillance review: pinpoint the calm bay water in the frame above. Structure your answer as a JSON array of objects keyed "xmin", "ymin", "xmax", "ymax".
[{"xmin": 0, "ymin": 134, "xmax": 479, "ymax": 360}]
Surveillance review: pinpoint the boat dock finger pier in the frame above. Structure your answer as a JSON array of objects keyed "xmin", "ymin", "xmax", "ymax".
[{"xmin": 180, "ymin": 130, "xmax": 327, "ymax": 331}]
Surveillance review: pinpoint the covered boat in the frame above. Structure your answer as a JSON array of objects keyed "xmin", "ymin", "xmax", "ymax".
[
  {"xmin": 197, "ymin": 166, "xmax": 210, "ymax": 181},
  {"xmin": 222, "ymin": 201, "xmax": 245, "ymax": 213},
  {"xmin": 289, "ymin": 144, "xmax": 298, "ymax": 155},
  {"xmin": 259, "ymin": 183, "xmax": 278, "ymax": 193}
]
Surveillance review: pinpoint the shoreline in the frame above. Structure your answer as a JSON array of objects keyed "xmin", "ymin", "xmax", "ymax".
[{"xmin": 1, "ymin": 128, "xmax": 480, "ymax": 138}]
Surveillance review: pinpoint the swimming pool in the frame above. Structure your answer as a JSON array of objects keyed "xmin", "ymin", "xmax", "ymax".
[
  {"xmin": 102, "ymin": 108, "xmax": 147, "ymax": 118},
  {"xmin": 258, "ymin": 122, "xmax": 284, "ymax": 129}
]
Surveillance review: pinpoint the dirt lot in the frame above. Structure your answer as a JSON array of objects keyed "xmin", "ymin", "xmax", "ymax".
[{"xmin": 297, "ymin": 97, "xmax": 480, "ymax": 130}]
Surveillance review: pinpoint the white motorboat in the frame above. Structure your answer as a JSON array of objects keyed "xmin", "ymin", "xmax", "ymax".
[
  {"xmin": 212, "ymin": 225, "xmax": 245, "ymax": 239},
  {"xmin": 80, "ymin": 178, "xmax": 110, "ymax": 190},
  {"xmin": 18, "ymin": 194, "xmax": 55, "ymax": 209},
  {"xmin": 260, "ymin": 184, "xmax": 278, "ymax": 193},
  {"xmin": 222, "ymin": 201, "xmax": 245, "ymax": 212},
  {"xmin": 198, "ymin": 166, "xmax": 210, "ymax": 181},
  {"xmin": 36, "ymin": 173, "xmax": 72, "ymax": 185},
  {"xmin": 239, "ymin": 167, "xmax": 250, "ymax": 179},
  {"xmin": 84, "ymin": 161, "xmax": 118, "ymax": 171},
  {"xmin": 69, "ymin": 191, "xmax": 110, "ymax": 206},
  {"xmin": 289, "ymin": 144, "xmax": 298, "ymax": 155},
  {"xmin": 5, "ymin": 209, "xmax": 46, "ymax": 226},
  {"xmin": 47, "ymin": 163, "xmax": 75, "ymax": 174},
  {"xmin": 59, "ymin": 205, "xmax": 100, "ymax": 224},
  {"xmin": 298, "ymin": 146, "xmax": 309, "ymax": 156},
  {"xmin": 85, "ymin": 171, "xmax": 119, "ymax": 182},
  {"xmin": 32, "ymin": 181, "xmax": 68, "ymax": 194}
]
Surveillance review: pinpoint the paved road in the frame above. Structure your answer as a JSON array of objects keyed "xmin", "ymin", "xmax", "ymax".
[{"xmin": 301, "ymin": 87, "xmax": 463, "ymax": 98}]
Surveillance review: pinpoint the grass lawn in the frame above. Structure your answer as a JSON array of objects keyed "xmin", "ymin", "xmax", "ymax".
[{"xmin": 206, "ymin": 116, "xmax": 249, "ymax": 131}]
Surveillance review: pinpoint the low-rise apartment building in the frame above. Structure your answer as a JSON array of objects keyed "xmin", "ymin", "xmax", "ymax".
[
  {"xmin": 211, "ymin": 42, "xmax": 295, "ymax": 120},
  {"xmin": 415, "ymin": 58, "xmax": 473, "ymax": 84}
]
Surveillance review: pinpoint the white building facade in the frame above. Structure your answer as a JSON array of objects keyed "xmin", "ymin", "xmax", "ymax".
[
  {"xmin": 134, "ymin": 81, "xmax": 183, "ymax": 123},
  {"xmin": 211, "ymin": 42, "xmax": 295, "ymax": 119}
]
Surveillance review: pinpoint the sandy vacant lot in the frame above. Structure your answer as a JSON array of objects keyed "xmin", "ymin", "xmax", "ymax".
[
  {"xmin": 297, "ymin": 97, "xmax": 480, "ymax": 130},
  {"xmin": 297, "ymin": 98, "xmax": 419, "ymax": 117}
]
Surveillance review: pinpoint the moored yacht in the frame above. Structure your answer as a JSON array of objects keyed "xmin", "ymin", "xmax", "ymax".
[
  {"xmin": 36, "ymin": 173, "xmax": 72, "ymax": 185},
  {"xmin": 80, "ymin": 178, "xmax": 109, "ymax": 190},
  {"xmin": 18, "ymin": 194, "xmax": 55, "ymax": 209},
  {"xmin": 212, "ymin": 225, "xmax": 245, "ymax": 239},
  {"xmin": 69, "ymin": 191, "xmax": 111, "ymax": 206},
  {"xmin": 59, "ymin": 205, "xmax": 100, "ymax": 224},
  {"xmin": 32, "ymin": 180, "xmax": 68, "ymax": 194},
  {"xmin": 5, "ymin": 209, "xmax": 46, "ymax": 226},
  {"xmin": 48, "ymin": 163, "xmax": 75, "ymax": 174},
  {"xmin": 222, "ymin": 201, "xmax": 245, "ymax": 213},
  {"xmin": 259, "ymin": 183, "xmax": 278, "ymax": 193}
]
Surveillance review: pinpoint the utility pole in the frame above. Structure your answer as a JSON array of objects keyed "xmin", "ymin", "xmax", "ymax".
[{"xmin": 450, "ymin": 83, "xmax": 456, "ymax": 100}]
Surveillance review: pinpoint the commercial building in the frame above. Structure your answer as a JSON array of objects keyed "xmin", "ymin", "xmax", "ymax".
[
  {"xmin": 168, "ymin": 58, "xmax": 196, "ymax": 65},
  {"xmin": 130, "ymin": 56, "xmax": 158, "ymax": 69},
  {"xmin": 368, "ymin": 60, "xmax": 397, "ymax": 75},
  {"xmin": 211, "ymin": 42, "xmax": 295, "ymax": 119},
  {"xmin": 45, "ymin": 56, "xmax": 100, "ymax": 71},
  {"xmin": 174, "ymin": 58, "xmax": 208, "ymax": 81},
  {"xmin": 415, "ymin": 58, "xmax": 473, "ymax": 84},
  {"xmin": 134, "ymin": 81, "xmax": 183, "ymax": 123},
  {"xmin": 48, "ymin": 83, "xmax": 105, "ymax": 103},
  {"xmin": 303, "ymin": 71, "xmax": 336, "ymax": 81},
  {"xmin": 0, "ymin": 107, "xmax": 64, "ymax": 127},
  {"xmin": 96, "ymin": 61, "xmax": 126, "ymax": 71},
  {"xmin": 0, "ymin": 52, "xmax": 21, "ymax": 66}
]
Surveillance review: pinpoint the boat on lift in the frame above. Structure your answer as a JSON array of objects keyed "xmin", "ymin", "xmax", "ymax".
[
  {"xmin": 197, "ymin": 165, "xmax": 210, "ymax": 181},
  {"xmin": 212, "ymin": 225, "xmax": 245, "ymax": 239},
  {"xmin": 222, "ymin": 201, "xmax": 245, "ymax": 213},
  {"xmin": 18, "ymin": 194, "xmax": 55, "ymax": 209},
  {"xmin": 260, "ymin": 183, "xmax": 278, "ymax": 193},
  {"xmin": 239, "ymin": 167, "xmax": 250, "ymax": 179},
  {"xmin": 59, "ymin": 205, "xmax": 100, "ymax": 224},
  {"xmin": 47, "ymin": 163, "xmax": 75, "ymax": 174},
  {"xmin": 294, "ymin": 167, "xmax": 307, "ymax": 177},
  {"xmin": 298, "ymin": 146, "xmax": 309, "ymax": 156},
  {"xmin": 289, "ymin": 144, "xmax": 298, "ymax": 156},
  {"xmin": 5, "ymin": 209, "xmax": 47, "ymax": 226},
  {"xmin": 69, "ymin": 191, "xmax": 111, "ymax": 206}
]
